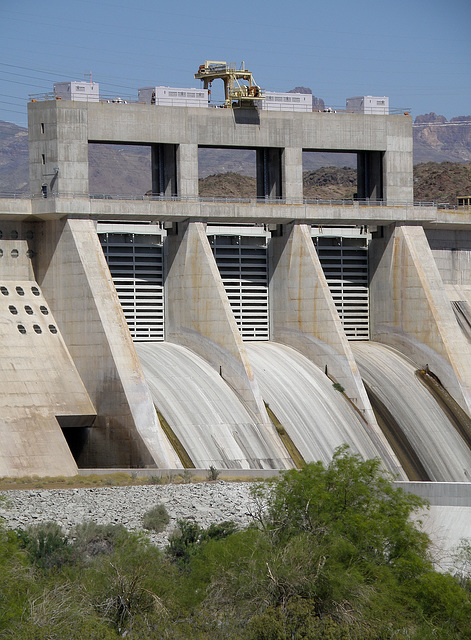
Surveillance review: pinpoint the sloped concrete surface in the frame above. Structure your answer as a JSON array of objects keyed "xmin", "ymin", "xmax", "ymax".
[
  {"xmin": 136, "ymin": 342, "xmax": 291, "ymax": 470},
  {"xmin": 244, "ymin": 341, "xmax": 387, "ymax": 466},
  {"xmin": 352, "ymin": 341, "xmax": 471, "ymax": 482}
]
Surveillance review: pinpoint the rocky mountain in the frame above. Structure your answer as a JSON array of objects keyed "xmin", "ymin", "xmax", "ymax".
[
  {"xmin": 413, "ymin": 161, "xmax": 471, "ymax": 205},
  {"xmin": 414, "ymin": 113, "xmax": 471, "ymax": 163},
  {"xmin": 200, "ymin": 162, "xmax": 471, "ymax": 205}
]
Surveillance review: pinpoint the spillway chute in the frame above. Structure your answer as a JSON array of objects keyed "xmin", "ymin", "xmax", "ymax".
[
  {"xmin": 135, "ymin": 342, "xmax": 291, "ymax": 470},
  {"xmin": 351, "ymin": 342, "xmax": 471, "ymax": 482},
  {"xmin": 244, "ymin": 341, "xmax": 394, "ymax": 469}
]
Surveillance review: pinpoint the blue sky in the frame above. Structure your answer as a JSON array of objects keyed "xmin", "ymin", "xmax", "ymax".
[{"xmin": 1, "ymin": 0, "xmax": 470, "ymax": 128}]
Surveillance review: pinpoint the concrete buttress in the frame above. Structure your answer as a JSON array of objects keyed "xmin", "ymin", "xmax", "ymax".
[
  {"xmin": 270, "ymin": 222, "xmax": 404, "ymax": 476},
  {"xmin": 370, "ymin": 224, "xmax": 471, "ymax": 415},
  {"xmin": 35, "ymin": 218, "xmax": 181, "ymax": 469},
  {"xmin": 165, "ymin": 220, "xmax": 293, "ymax": 468}
]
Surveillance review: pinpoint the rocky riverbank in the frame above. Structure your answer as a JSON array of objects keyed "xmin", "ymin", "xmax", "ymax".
[{"xmin": 0, "ymin": 481, "xmax": 256, "ymax": 547}]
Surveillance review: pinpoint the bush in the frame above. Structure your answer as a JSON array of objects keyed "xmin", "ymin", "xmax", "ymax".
[
  {"xmin": 142, "ymin": 503, "xmax": 170, "ymax": 532},
  {"xmin": 71, "ymin": 521, "xmax": 128, "ymax": 559},
  {"xmin": 16, "ymin": 521, "xmax": 76, "ymax": 571},
  {"xmin": 207, "ymin": 465, "xmax": 220, "ymax": 481}
]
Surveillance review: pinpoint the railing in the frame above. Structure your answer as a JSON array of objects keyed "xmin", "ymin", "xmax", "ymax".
[
  {"xmin": 0, "ymin": 192, "xmax": 30, "ymax": 199},
  {"xmin": 0, "ymin": 191, "xmax": 448, "ymax": 208}
]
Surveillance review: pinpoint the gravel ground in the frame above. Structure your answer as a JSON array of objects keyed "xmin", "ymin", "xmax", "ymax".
[{"xmin": 0, "ymin": 481, "xmax": 257, "ymax": 547}]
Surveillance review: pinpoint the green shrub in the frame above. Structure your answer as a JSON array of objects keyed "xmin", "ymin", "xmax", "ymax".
[
  {"xmin": 71, "ymin": 521, "xmax": 128, "ymax": 559},
  {"xmin": 142, "ymin": 503, "xmax": 170, "ymax": 532},
  {"xmin": 207, "ymin": 465, "xmax": 220, "ymax": 481},
  {"xmin": 16, "ymin": 521, "xmax": 76, "ymax": 571}
]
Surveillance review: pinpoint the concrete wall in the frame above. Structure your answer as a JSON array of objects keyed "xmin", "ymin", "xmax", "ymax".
[
  {"xmin": 35, "ymin": 218, "xmax": 180, "ymax": 469},
  {"xmin": 28, "ymin": 101, "xmax": 89, "ymax": 197},
  {"xmin": 28, "ymin": 100, "xmax": 414, "ymax": 204},
  {"xmin": 0, "ymin": 220, "xmax": 95, "ymax": 476}
]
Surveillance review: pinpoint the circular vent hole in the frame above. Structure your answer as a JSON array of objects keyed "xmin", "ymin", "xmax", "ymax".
[
  {"xmin": 15, "ymin": 286, "xmax": 24, "ymax": 296},
  {"xmin": 48, "ymin": 324, "xmax": 58, "ymax": 334},
  {"xmin": 33, "ymin": 324, "xmax": 42, "ymax": 334},
  {"xmin": 24, "ymin": 305, "xmax": 33, "ymax": 315},
  {"xmin": 8, "ymin": 305, "xmax": 18, "ymax": 315},
  {"xmin": 40, "ymin": 305, "xmax": 49, "ymax": 315},
  {"xmin": 11, "ymin": 249, "xmax": 19, "ymax": 258},
  {"xmin": 31, "ymin": 286, "xmax": 40, "ymax": 296},
  {"xmin": 10, "ymin": 230, "xmax": 18, "ymax": 239},
  {"xmin": 1, "ymin": 286, "xmax": 9, "ymax": 296},
  {"xmin": 17, "ymin": 324, "xmax": 26, "ymax": 334},
  {"xmin": 26, "ymin": 231, "xmax": 34, "ymax": 239}
]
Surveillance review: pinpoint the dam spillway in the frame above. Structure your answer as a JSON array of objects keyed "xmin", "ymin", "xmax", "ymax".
[
  {"xmin": 134, "ymin": 341, "xmax": 291, "ymax": 470},
  {"xmin": 2, "ymin": 88, "xmax": 471, "ymax": 492},
  {"xmin": 351, "ymin": 342, "xmax": 471, "ymax": 482}
]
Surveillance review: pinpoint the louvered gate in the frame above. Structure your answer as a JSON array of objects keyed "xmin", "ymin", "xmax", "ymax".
[
  {"xmin": 315, "ymin": 235, "xmax": 369, "ymax": 340},
  {"xmin": 100, "ymin": 232, "xmax": 164, "ymax": 341},
  {"xmin": 209, "ymin": 234, "xmax": 270, "ymax": 341}
]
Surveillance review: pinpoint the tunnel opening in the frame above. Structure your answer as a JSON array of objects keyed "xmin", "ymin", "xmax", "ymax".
[{"xmin": 57, "ymin": 415, "xmax": 95, "ymax": 468}]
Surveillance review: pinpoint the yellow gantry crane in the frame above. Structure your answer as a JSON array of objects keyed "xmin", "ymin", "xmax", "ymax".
[{"xmin": 195, "ymin": 61, "xmax": 264, "ymax": 108}]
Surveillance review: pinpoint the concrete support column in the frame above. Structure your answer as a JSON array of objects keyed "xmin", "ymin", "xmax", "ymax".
[
  {"xmin": 357, "ymin": 151, "xmax": 383, "ymax": 201},
  {"xmin": 256, "ymin": 148, "xmax": 282, "ymax": 199},
  {"xmin": 269, "ymin": 222, "xmax": 402, "ymax": 474},
  {"xmin": 28, "ymin": 101, "xmax": 89, "ymax": 197},
  {"xmin": 370, "ymin": 224, "xmax": 471, "ymax": 415},
  {"xmin": 36, "ymin": 218, "xmax": 180, "ymax": 469},
  {"xmin": 383, "ymin": 116, "xmax": 414, "ymax": 203},
  {"xmin": 282, "ymin": 147, "xmax": 303, "ymax": 203},
  {"xmin": 165, "ymin": 221, "xmax": 279, "ymax": 430},
  {"xmin": 177, "ymin": 143, "xmax": 199, "ymax": 198},
  {"xmin": 151, "ymin": 144, "xmax": 177, "ymax": 196}
]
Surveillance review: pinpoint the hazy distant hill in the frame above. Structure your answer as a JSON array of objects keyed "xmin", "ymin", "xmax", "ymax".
[
  {"xmin": 1, "ymin": 106, "xmax": 471, "ymax": 197},
  {"xmin": 0, "ymin": 121, "xmax": 28, "ymax": 194}
]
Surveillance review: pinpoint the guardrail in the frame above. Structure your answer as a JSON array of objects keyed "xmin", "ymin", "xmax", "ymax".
[
  {"xmin": 0, "ymin": 192, "xmax": 30, "ymax": 199},
  {"xmin": 0, "ymin": 192, "xmax": 448, "ymax": 208}
]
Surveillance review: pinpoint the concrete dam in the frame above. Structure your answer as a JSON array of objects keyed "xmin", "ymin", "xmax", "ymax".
[{"xmin": 1, "ymin": 84, "xmax": 471, "ymax": 500}]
